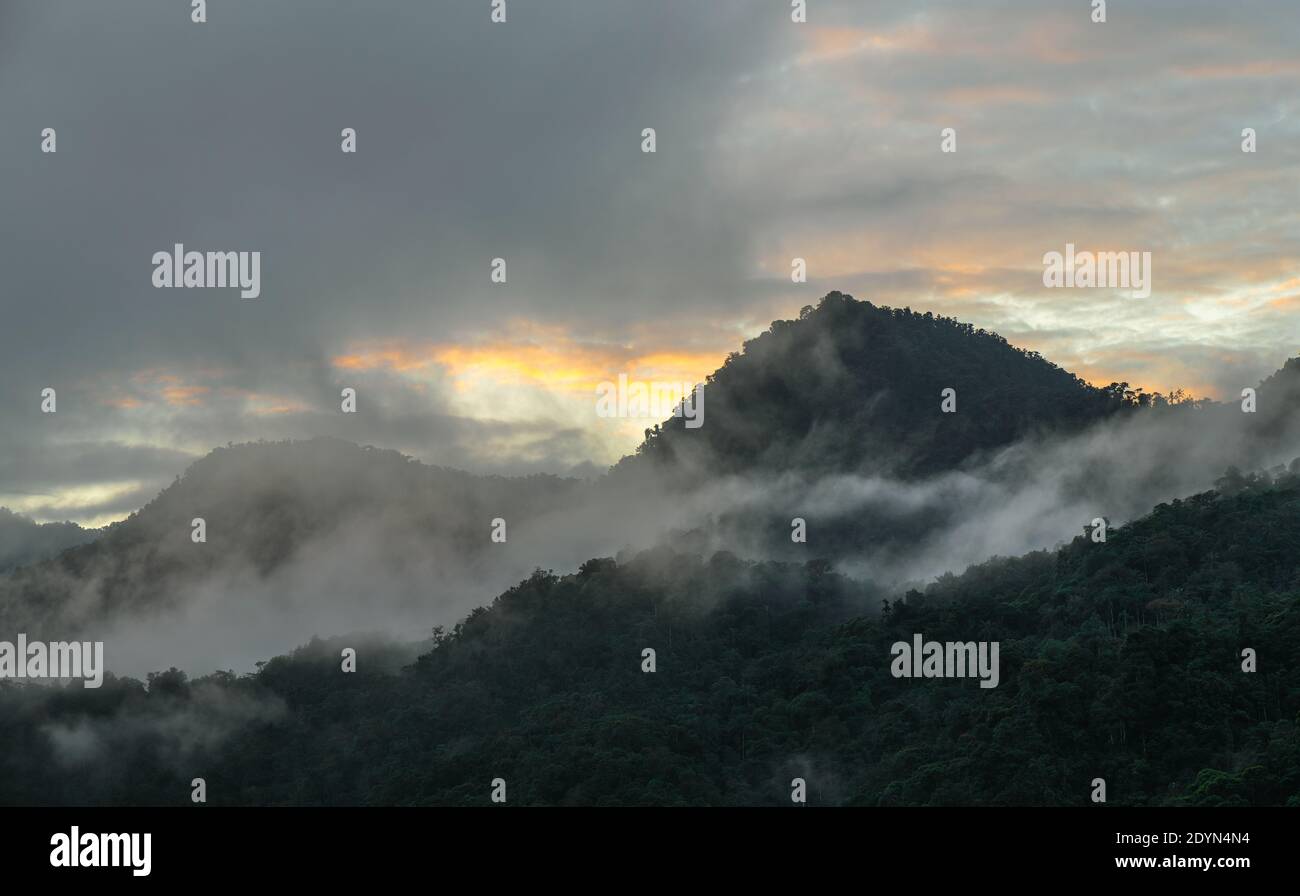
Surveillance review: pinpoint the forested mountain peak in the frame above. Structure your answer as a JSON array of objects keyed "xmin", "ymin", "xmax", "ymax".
[{"xmin": 621, "ymin": 292, "xmax": 1131, "ymax": 480}]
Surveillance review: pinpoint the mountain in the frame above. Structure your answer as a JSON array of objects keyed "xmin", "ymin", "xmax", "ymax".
[
  {"xmin": 0, "ymin": 438, "xmax": 586, "ymax": 642},
  {"xmin": 616, "ymin": 292, "xmax": 1136, "ymax": 483},
  {"xmin": 2, "ymin": 294, "xmax": 1300, "ymax": 806},
  {"xmin": 4, "ymin": 465, "xmax": 1297, "ymax": 806},
  {"xmin": 0, "ymin": 509, "xmax": 94, "ymax": 573},
  {"xmin": 616, "ymin": 293, "xmax": 1300, "ymax": 574},
  {"xmin": 5, "ymin": 293, "xmax": 1300, "ymax": 650}
]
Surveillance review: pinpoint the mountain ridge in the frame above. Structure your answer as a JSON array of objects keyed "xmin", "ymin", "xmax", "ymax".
[{"xmin": 3, "ymin": 292, "xmax": 1299, "ymax": 650}]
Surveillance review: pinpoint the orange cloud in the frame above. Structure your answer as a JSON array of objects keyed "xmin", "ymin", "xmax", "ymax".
[
  {"xmin": 1266, "ymin": 293, "xmax": 1300, "ymax": 312},
  {"xmin": 332, "ymin": 348, "xmax": 436, "ymax": 373},
  {"xmin": 100, "ymin": 371, "xmax": 214, "ymax": 409},
  {"xmin": 798, "ymin": 23, "xmax": 937, "ymax": 65},
  {"xmin": 1038, "ymin": 342, "xmax": 1228, "ymax": 401},
  {"xmin": 160, "ymin": 385, "xmax": 209, "ymax": 407},
  {"xmin": 331, "ymin": 323, "xmax": 726, "ymax": 400},
  {"xmin": 1175, "ymin": 59, "xmax": 1300, "ymax": 80},
  {"xmin": 231, "ymin": 390, "xmax": 312, "ymax": 416}
]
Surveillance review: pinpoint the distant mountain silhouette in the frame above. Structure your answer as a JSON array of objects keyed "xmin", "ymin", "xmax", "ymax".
[
  {"xmin": 0, "ymin": 438, "xmax": 583, "ymax": 636},
  {"xmin": 0, "ymin": 509, "xmax": 94, "ymax": 573}
]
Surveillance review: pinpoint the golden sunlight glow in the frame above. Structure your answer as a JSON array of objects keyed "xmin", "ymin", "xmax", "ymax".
[
  {"xmin": 330, "ymin": 322, "xmax": 730, "ymax": 462},
  {"xmin": 0, "ymin": 481, "xmax": 146, "ymax": 528}
]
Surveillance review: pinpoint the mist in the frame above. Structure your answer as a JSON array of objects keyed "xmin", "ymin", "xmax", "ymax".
[{"xmin": 2, "ymin": 380, "xmax": 1286, "ymax": 680}]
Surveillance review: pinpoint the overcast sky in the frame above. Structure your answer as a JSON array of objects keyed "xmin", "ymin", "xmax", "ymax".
[{"xmin": 1, "ymin": 0, "xmax": 1298, "ymax": 525}]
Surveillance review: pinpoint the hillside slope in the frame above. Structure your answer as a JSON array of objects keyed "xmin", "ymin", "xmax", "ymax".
[
  {"xmin": 5, "ymin": 294, "xmax": 1300, "ymax": 659},
  {"xmin": 0, "ymin": 438, "xmax": 585, "ymax": 638},
  {"xmin": 4, "ymin": 467, "xmax": 1297, "ymax": 806}
]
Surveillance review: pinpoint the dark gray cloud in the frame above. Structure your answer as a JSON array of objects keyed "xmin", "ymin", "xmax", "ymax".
[
  {"xmin": 0, "ymin": 0, "xmax": 782, "ymax": 516},
  {"xmin": 2, "ymin": 0, "xmax": 1298, "ymax": 522}
]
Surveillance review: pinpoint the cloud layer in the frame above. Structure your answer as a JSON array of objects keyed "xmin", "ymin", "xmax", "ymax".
[{"xmin": 2, "ymin": 0, "xmax": 1298, "ymax": 523}]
